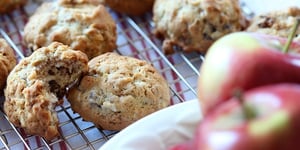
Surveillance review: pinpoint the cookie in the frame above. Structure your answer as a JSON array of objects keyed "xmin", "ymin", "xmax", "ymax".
[
  {"xmin": 153, "ymin": 0, "xmax": 248, "ymax": 54},
  {"xmin": 100, "ymin": 0, "xmax": 154, "ymax": 16},
  {"xmin": 0, "ymin": 38, "xmax": 17, "ymax": 91},
  {"xmin": 4, "ymin": 42, "xmax": 88, "ymax": 140},
  {"xmin": 67, "ymin": 52, "xmax": 171, "ymax": 130},
  {"xmin": 24, "ymin": 0, "xmax": 117, "ymax": 60},
  {"xmin": 247, "ymin": 7, "xmax": 300, "ymax": 41},
  {"xmin": 0, "ymin": 0, "xmax": 27, "ymax": 14}
]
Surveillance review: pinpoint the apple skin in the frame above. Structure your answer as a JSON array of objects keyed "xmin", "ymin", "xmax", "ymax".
[
  {"xmin": 198, "ymin": 32, "xmax": 300, "ymax": 115},
  {"xmin": 189, "ymin": 83, "xmax": 300, "ymax": 150},
  {"xmin": 171, "ymin": 83, "xmax": 300, "ymax": 150}
]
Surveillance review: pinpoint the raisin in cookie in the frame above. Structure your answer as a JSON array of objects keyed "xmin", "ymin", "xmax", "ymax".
[
  {"xmin": 100, "ymin": 0, "xmax": 154, "ymax": 16},
  {"xmin": 247, "ymin": 7, "xmax": 300, "ymax": 42},
  {"xmin": 0, "ymin": 38, "xmax": 17, "ymax": 91},
  {"xmin": 153, "ymin": 0, "xmax": 248, "ymax": 54},
  {"xmin": 0, "ymin": 0, "xmax": 27, "ymax": 14},
  {"xmin": 24, "ymin": 0, "xmax": 117, "ymax": 60},
  {"xmin": 67, "ymin": 52, "xmax": 171, "ymax": 130},
  {"xmin": 4, "ymin": 42, "xmax": 88, "ymax": 140}
]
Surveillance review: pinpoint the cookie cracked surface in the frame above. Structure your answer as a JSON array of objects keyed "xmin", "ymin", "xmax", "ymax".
[
  {"xmin": 0, "ymin": 0, "xmax": 27, "ymax": 14},
  {"xmin": 153, "ymin": 0, "xmax": 248, "ymax": 54},
  {"xmin": 4, "ymin": 42, "xmax": 88, "ymax": 140},
  {"xmin": 100, "ymin": 0, "xmax": 154, "ymax": 16},
  {"xmin": 24, "ymin": 0, "xmax": 117, "ymax": 59},
  {"xmin": 67, "ymin": 52, "xmax": 171, "ymax": 130},
  {"xmin": 0, "ymin": 38, "xmax": 17, "ymax": 91},
  {"xmin": 247, "ymin": 7, "xmax": 300, "ymax": 42}
]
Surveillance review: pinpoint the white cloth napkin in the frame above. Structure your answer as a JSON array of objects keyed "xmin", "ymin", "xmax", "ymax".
[{"xmin": 100, "ymin": 100, "xmax": 202, "ymax": 150}]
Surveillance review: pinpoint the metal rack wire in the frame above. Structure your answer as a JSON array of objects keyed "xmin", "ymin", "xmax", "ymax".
[{"xmin": 0, "ymin": 0, "xmax": 254, "ymax": 149}]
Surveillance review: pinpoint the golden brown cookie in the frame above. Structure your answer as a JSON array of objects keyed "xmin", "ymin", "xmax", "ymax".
[
  {"xmin": 0, "ymin": 0, "xmax": 27, "ymax": 14},
  {"xmin": 247, "ymin": 7, "xmax": 300, "ymax": 41},
  {"xmin": 67, "ymin": 52, "xmax": 171, "ymax": 130},
  {"xmin": 4, "ymin": 42, "xmax": 88, "ymax": 140},
  {"xmin": 0, "ymin": 38, "xmax": 16, "ymax": 91},
  {"xmin": 60, "ymin": 0, "xmax": 102, "ymax": 5},
  {"xmin": 153, "ymin": 0, "xmax": 248, "ymax": 54},
  {"xmin": 100, "ymin": 0, "xmax": 154, "ymax": 16},
  {"xmin": 24, "ymin": 0, "xmax": 117, "ymax": 60}
]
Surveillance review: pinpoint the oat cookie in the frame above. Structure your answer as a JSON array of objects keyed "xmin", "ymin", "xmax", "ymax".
[
  {"xmin": 67, "ymin": 52, "xmax": 171, "ymax": 130},
  {"xmin": 0, "ymin": 38, "xmax": 17, "ymax": 91},
  {"xmin": 24, "ymin": 0, "xmax": 117, "ymax": 60},
  {"xmin": 4, "ymin": 42, "xmax": 88, "ymax": 140},
  {"xmin": 0, "ymin": 0, "xmax": 27, "ymax": 14},
  {"xmin": 100, "ymin": 0, "xmax": 154, "ymax": 16},
  {"xmin": 153, "ymin": 0, "xmax": 248, "ymax": 54},
  {"xmin": 247, "ymin": 7, "xmax": 300, "ymax": 42}
]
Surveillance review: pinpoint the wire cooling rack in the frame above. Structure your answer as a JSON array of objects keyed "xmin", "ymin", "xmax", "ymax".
[{"xmin": 0, "ymin": 0, "xmax": 253, "ymax": 149}]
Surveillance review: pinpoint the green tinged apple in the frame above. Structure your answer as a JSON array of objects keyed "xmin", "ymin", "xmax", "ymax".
[{"xmin": 249, "ymin": 110, "xmax": 289, "ymax": 138}]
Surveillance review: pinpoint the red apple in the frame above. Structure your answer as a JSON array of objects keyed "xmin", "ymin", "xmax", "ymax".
[
  {"xmin": 198, "ymin": 32, "xmax": 300, "ymax": 115},
  {"xmin": 175, "ymin": 83, "xmax": 300, "ymax": 150}
]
